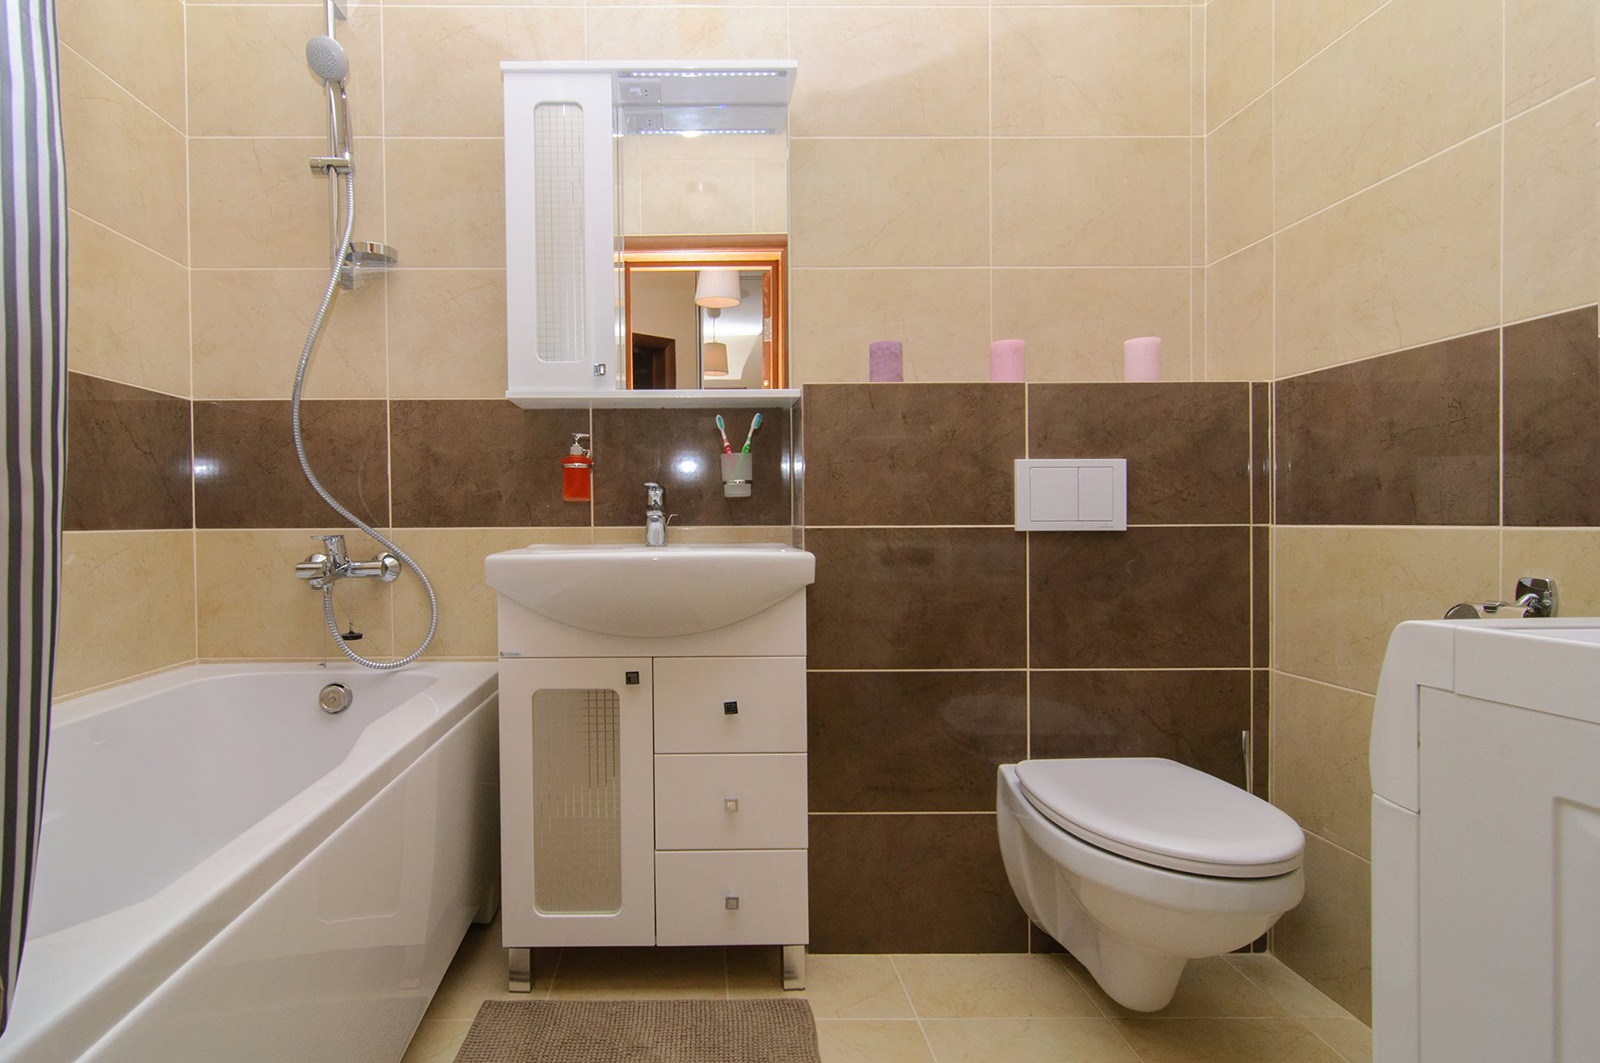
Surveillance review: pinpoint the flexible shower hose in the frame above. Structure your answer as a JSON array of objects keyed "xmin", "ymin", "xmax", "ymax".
[{"xmin": 292, "ymin": 171, "xmax": 438, "ymax": 669}]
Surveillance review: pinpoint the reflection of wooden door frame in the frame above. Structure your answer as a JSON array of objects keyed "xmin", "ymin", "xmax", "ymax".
[
  {"xmin": 630, "ymin": 333, "xmax": 676, "ymax": 390},
  {"xmin": 621, "ymin": 235, "xmax": 788, "ymax": 390}
]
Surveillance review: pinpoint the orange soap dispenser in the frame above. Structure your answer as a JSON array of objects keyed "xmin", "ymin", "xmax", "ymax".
[{"xmin": 562, "ymin": 432, "xmax": 592, "ymax": 502}]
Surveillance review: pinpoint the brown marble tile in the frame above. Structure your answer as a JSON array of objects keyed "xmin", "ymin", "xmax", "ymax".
[
  {"xmin": 1252, "ymin": 669, "xmax": 1270, "ymax": 800},
  {"xmin": 1029, "ymin": 670, "xmax": 1252, "ymax": 788},
  {"xmin": 803, "ymin": 384, "xmax": 1024, "ymax": 526},
  {"xmin": 808, "ymin": 813, "xmax": 1028, "ymax": 953},
  {"xmin": 1028, "ymin": 383, "xmax": 1250, "ymax": 525},
  {"xmin": 390, "ymin": 400, "xmax": 586, "ymax": 528},
  {"xmin": 1252, "ymin": 381, "xmax": 1272, "ymax": 523},
  {"xmin": 193, "ymin": 399, "xmax": 388, "ymax": 528},
  {"xmin": 806, "ymin": 527, "xmax": 1027, "ymax": 669},
  {"xmin": 808, "ymin": 671, "xmax": 1027, "ymax": 812},
  {"xmin": 592, "ymin": 406, "xmax": 793, "ymax": 528},
  {"xmin": 1275, "ymin": 331, "xmax": 1500, "ymax": 525},
  {"xmin": 1253, "ymin": 525, "xmax": 1270, "ymax": 668},
  {"xmin": 1505, "ymin": 306, "xmax": 1600, "ymax": 526},
  {"xmin": 65, "ymin": 373, "xmax": 191, "ymax": 531},
  {"xmin": 1029, "ymin": 526, "xmax": 1251, "ymax": 669}
]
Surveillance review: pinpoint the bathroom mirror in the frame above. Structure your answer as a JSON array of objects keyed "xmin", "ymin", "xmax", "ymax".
[
  {"xmin": 502, "ymin": 60, "xmax": 796, "ymax": 407},
  {"xmin": 622, "ymin": 240, "xmax": 788, "ymax": 391}
]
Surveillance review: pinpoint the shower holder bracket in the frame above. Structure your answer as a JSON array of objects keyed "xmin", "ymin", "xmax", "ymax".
[{"xmin": 339, "ymin": 241, "xmax": 398, "ymax": 289}]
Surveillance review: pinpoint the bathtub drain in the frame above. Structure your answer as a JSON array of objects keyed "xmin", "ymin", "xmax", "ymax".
[{"xmin": 319, "ymin": 683, "xmax": 353, "ymax": 714}]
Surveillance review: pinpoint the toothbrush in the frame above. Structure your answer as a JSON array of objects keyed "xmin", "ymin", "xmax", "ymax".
[
  {"xmin": 740, "ymin": 412, "xmax": 763, "ymax": 453},
  {"xmin": 715, "ymin": 414, "xmax": 733, "ymax": 454}
]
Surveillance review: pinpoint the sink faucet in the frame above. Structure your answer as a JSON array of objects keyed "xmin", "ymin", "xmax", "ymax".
[{"xmin": 644, "ymin": 482, "xmax": 666, "ymax": 547}]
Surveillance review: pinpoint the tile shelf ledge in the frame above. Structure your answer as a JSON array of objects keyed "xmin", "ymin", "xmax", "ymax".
[{"xmin": 506, "ymin": 388, "xmax": 800, "ymax": 410}]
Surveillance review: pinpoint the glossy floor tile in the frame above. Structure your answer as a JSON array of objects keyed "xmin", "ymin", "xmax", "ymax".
[{"xmin": 403, "ymin": 922, "xmax": 1371, "ymax": 1062}]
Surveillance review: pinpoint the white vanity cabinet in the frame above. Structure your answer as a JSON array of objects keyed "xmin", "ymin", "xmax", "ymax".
[{"xmin": 487, "ymin": 547, "xmax": 812, "ymax": 990}]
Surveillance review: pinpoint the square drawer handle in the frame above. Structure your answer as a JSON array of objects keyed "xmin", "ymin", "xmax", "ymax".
[
  {"xmin": 724, "ymin": 797, "xmax": 739, "ymax": 813},
  {"xmin": 723, "ymin": 700, "xmax": 739, "ymax": 715},
  {"xmin": 725, "ymin": 895, "xmax": 740, "ymax": 911}
]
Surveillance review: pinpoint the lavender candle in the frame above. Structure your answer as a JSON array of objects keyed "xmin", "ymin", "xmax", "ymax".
[{"xmin": 869, "ymin": 341, "xmax": 903, "ymax": 382}]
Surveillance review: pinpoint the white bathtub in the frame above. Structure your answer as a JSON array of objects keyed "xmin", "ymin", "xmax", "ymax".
[{"xmin": 0, "ymin": 662, "xmax": 499, "ymax": 1062}]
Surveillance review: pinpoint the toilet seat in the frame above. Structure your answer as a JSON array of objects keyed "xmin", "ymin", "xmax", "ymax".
[{"xmin": 1015, "ymin": 758, "xmax": 1304, "ymax": 879}]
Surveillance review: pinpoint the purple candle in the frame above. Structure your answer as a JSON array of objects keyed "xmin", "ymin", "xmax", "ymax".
[{"xmin": 869, "ymin": 341, "xmax": 903, "ymax": 382}]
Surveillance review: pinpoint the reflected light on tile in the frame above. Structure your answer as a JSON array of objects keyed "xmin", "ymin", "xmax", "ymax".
[{"xmin": 674, "ymin": 452, "xmax": 705, "ymax": 479}]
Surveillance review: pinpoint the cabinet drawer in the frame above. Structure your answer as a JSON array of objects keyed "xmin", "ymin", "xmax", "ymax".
[
  {"xmin": 654, "ymin": 657, "xmax": 806, "ymax": 753},
  {"xmin": 655, "ymin": 850, "xmax": 808, "ymax": 947},
  {"xmin": 655, "ymin": 754, "xmax": 807, "ymax": 851}
]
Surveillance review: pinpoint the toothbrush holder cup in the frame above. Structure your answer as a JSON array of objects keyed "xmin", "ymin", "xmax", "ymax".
[{"xmin": 721, "ymin": 452, "xmax": 754, "ymax": 498}]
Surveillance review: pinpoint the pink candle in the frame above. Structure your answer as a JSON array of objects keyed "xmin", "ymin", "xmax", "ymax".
[
  {"xmin": 990, "ymin": 339, "xmax": 1025, "ymax": 382},
  {"xmin": 869, "ymin": 341, "xmax": 903, "ymax": 382},
  {"xmin": 1124, "ymin": 336, "xmax": 1162, "ymax": 382}
]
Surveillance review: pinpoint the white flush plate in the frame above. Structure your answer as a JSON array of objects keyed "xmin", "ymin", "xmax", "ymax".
[{"xmin": 1014, "ymin": 459, "xmax": 1127, "ymax": 531}]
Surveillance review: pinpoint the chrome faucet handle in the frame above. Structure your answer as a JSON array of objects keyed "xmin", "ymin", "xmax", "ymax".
[{"xmin": 315, "ymin": 533, "xmax": 349, "ymax": 567}]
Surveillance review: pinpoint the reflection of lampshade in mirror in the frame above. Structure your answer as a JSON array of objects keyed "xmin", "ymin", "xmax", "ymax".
[
  {"xmin": 703, "ymin": 341, "xmax": 729, "ymax": 377},
  {"xmin": 694, "ymin": 269, "xmax": 741, "ymax": 309}
]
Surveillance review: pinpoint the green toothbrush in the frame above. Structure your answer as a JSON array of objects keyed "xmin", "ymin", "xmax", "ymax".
[{"xmin": 740, "ymin": 412, "xmax": 763, "ymax": 453}]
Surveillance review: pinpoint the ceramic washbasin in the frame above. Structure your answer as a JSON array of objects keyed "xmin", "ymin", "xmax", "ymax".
[{"xmin": 483, "ymin": 543, "xmax": 816, "ymax": 638}]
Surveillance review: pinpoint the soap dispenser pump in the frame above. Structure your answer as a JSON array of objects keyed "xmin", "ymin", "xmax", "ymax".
[{"xmin": 562, "ymin": 432, "xmax": 592, "ymax": 502}]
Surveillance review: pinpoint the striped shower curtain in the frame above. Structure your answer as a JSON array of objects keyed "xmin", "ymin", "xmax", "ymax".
[{"xmin": 0, "ymin": 0, "xmax": 65, "ymax": 1035}]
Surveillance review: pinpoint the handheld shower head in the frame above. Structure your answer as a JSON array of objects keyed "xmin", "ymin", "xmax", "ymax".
[
  {"xmin": 305, "ymin": 35, "xmax": 349, "ymax": 85},
  {"xmin": 306, "ymin": 34, "xmax": 353, "ymax": 167}
]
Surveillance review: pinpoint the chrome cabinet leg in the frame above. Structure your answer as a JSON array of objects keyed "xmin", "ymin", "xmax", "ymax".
[
  {"xmin": 781, "ymin": 945, "xmax": 806, "ymax": 991},
  {"xmin": 508, "ymin": 947, "xmax": 533, "ymax": 993}
]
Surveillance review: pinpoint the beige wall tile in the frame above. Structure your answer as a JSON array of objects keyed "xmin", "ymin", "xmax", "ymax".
[
  {"xmin": 992, "ymin": 268, "xmax": 1192, "ymax": 382},
  {"xmin": 1206, "ymin": 0, "xmax": 1272, "ymax": 130},
  {"xmin": 190, "ymin": 137, "xmax": 386, "ymax": 269},
  {"xmin": 1505, "ymin": 87, "xmax": 1598, "ymax": 324},
  {"xmin": 383, "ymin": 6, "xmax": 584, "ymax": 139},
  {"xmin": 56, "ymin": 0, "xmax": 186, "ymax": 130},
  {"xmin": 789, "ymin": 6, "xmax": 988, "ymax": 138},
  {"xmin": 390, "ymin": 528, "xmax": 559, "ymax": 660},
  {"xmin": 388, "ymin": 270, "xmax": 508, "ymax": 399},
  {"xmin": 1206, "ymin": 238, "xmax": 1273, "ymax": 381},
  {"xmin": 386, "ymin": 139, "xmax": 505, "ymax": 269},
  {"xmin": 1273, "ymin": 526, "xmax": 1499, "ymax": 694},
  {"xmin": 1273, "ymin": 833, "xmax": 1373, "ymax": 1023},
  {"xmin": 191, "ymin": 269, "xmax": 387, "ymax": 400},
  {"xmin": 993, "ymin": 138, "xmax": 1191, "ymax": 267},
  {"xmin": 632, "ymin": 157, "xmax": 759, "ymax": 236},
  {"xmin": 56, "ymin": 530, "xmax": 195, "ymax": 696},
  {"xmin": 1207, "ymin": 95, "xmax": 1273, "ymax": 261},
  {"xmin": 67, "ymin": 213, "xmax": 190, "ymax": 397},
  {"xmin": 1271, "ymin": 673, "xmax": 1374, "ymax": 859},
  {"xmin": 1506, "ymin": 0, "xmax": 1594, "ymax": 117},
  {"xmin": 188, "ymin": 4, "xmax": 380, "ymax": 138},
  {"xmin": 196, "ymin": 529, "xmax": 397, "ymax": 660},
  {"xmin": 789, "ymin": 268, "xmax": 990, "ymax": 384},
  {"xmin": 1502, "ymin": 530, "xmax": 1600, "ymax": 615},
  {"xmin": 790, "ymin": 139, "xmax": 988, "ymax": 268},
  {"xmin": 1275, "ymin": 0, "xmax": 1501, "ymax": 227},
  {"xmin": 993, "ymin": 7, "xmax": 1191, "ymax": 136},
  {"xmin": 585, "ymin": 6, "xmax": 788, "ymax": 61},
  {"xmin": 1275, "ymin": 132, "xmax": 1501, "ymax": 377},
  {"xmin": 1274, "ymin": 0, "xmax": 1386, "ymax": 78},
  {"xmin": 60, "ymin": 49, "xmax": 187, "ymax": 263}
]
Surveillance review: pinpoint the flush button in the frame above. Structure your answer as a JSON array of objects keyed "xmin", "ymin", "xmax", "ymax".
[{"xmin": 723, "ymin": 700, "xmax": 739, "ymax": 715}]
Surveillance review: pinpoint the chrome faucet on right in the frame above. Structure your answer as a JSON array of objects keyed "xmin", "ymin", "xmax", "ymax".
[{"xmin": 644, "ymin": 482, "xmax": 666, "ymax": 547}]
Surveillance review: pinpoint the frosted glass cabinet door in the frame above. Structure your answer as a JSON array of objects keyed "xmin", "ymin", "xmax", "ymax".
[{"xmin": 500, "ymin": 658, "xmax": 655, "ymax": 947}]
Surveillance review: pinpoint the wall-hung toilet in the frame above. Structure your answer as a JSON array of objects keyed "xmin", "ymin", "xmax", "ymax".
[{"xmin": 997, "ymin": 758, "xmax": 1305, "ymax": 1011}]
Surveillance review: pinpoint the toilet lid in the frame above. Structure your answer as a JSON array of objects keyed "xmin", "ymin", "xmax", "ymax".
[{"xmin": 1015, "ymin": 758, "xmax": 1304, "ymax": 878}]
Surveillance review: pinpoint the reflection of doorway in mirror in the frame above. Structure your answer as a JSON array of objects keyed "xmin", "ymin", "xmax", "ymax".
[{"xmin": 621, "ymin": 238, "xmax": 787, "ymax": 391}]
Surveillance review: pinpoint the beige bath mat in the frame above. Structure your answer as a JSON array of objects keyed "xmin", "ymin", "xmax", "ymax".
[{"xmin": 453, "ymin": 998, "xmax": 822, "ymax": 1063}]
